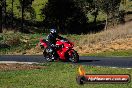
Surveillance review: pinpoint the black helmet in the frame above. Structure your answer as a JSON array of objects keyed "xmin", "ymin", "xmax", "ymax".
[{"xmin": 50, "ymin": 29, "xmax": 57, "ymax": 34}]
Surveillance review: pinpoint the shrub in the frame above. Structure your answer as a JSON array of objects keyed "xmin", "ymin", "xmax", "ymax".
[{"xmin": 5, "ymin": 36, "xmax": 21, "ymax": 46}]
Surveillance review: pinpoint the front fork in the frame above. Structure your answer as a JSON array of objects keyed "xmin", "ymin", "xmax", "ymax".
[{"xmin": 67, "ymin": 49, "xmax": 74, "ymax": 56}]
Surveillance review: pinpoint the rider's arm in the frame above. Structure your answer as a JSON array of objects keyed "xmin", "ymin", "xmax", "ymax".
[
  {"xmin": 46, "ymin": 34, "xmax": 53, "ymax": 45},
  {"xmin": 57, "ymin": 35, "xmax": 64, "ymax": 40}
]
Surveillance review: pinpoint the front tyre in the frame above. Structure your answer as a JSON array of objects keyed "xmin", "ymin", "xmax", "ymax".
[{"xmin": 68, "ymin": 50, "xmax": 79, "ymax": 63}]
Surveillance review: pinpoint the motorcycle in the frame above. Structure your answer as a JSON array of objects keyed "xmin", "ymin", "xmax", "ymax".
[{"xmin": 39, "ymin": 38, "xmax": 79, "ymax": 63}]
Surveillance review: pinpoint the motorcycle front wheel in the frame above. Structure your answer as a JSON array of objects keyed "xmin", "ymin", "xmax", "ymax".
[{"xmin": 68, "ymin": 50, "xmax": 79, "ymax": 63}]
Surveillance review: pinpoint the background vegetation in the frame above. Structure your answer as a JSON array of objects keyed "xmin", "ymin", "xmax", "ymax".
[
  {"xmin": 0, "ymin": 0, "xmax": 132, "ymax": 55},
  {"xmin": 0, "ymin": 0, "xmax": 131, "ymax": 34},
  {"xmin": 0, "ymin": 22, "xmax": 132, "ymax": 56}
]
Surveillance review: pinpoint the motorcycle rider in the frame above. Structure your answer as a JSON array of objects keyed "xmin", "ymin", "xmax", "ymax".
[{"xmin": 46, "ymin": 29, "xmax": 65, "ymax": 60}]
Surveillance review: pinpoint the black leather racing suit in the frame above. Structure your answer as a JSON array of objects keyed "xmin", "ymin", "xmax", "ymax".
[
  {"xmin": 46, "ymin": 33, "xmax": 64, "ymax": 59},
  {"xmin": 46, "ymin": 33, "xmax": 63, "ymax": 46}
]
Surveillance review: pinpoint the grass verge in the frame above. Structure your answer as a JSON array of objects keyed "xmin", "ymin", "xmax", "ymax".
[
  {"xmin": 82, "ymin": 50, "xmax": 132, "ymax": 57},
  {"xmin": 0, "ymin": 62, "xmax": 132, "ymax": 88},
  {"xmin": 0, "ymin": 32, "xmax": 47, "ymax": 54}
]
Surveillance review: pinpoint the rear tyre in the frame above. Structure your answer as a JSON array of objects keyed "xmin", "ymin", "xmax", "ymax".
[
  {"xmin": 68, "ymin": 50, "xmax": 79, "ymax": 63},
  {"xmin": 43, "ymin": 50, "xmax": 53, "ymax": 62}
]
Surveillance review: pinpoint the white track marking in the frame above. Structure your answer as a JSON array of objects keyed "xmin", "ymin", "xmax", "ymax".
[
  {"xmin": 0, "ymin": 61, "xmax": 38, "ymax": 64},
  {"xmin": 96, "ymin": 66, "xmax": 132, "ymax": 69}
]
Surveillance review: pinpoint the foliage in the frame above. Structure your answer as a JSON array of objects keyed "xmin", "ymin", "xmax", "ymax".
[
  {"xmin": 95, "ymin": 0, "xmax": 123, "ymax": 26},
  {"xmin": 0, "ymin": 0, "xmax": 131, "ymax": 33},
  {"xmin": 0, "ymin": 35, "xmax": 3, "ymax": 41},
  {"xmin": 32, "ymin": 0, "xmax": 48, "ymax": 21},
  {"xmin": 41, "ymin": 0, "xmax": 88, "ymax": 34}
]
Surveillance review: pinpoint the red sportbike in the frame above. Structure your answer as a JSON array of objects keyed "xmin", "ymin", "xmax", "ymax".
[{"xmin": 39, "ymin": 38, "xmax": 79, "ymax": 63}]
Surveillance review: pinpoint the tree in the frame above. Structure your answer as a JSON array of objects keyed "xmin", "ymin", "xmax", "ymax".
[
  {"xmin": 0, "ymin": 1, "xmax": 2, "ymax": 33},
  {"xmin": 42, "ymin": 0, "xmax": 88, "ymax": 34},
  {"xmin": 1, "ymin": 0, "xmax": 6, "ymax": 33},
  {"xmin": 11, "ymin": 0, "xmax": 14, "ymax": 29},
  {"xmin": 96, "ymin": 0, "xmax": 121, "ymax": 29},
  {"xmin": 19, "ymin": 0, "xmax": 35, "ymax": 32}
]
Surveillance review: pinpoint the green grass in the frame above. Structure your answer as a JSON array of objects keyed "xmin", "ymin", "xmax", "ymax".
[
  {"xmin": 0, "ymin": 62, "xmax": 132, "ymax": 88},
  {"xmin": 0, "ymin": 33, "xmax": 47, "ymax": 54},
  {"xmin": 0, "ymin": 43, "xmax": 23, "ymax": 54},
  {"xmin": 83, "ymin": 50, "xmax": 132, "ymax": 57}
]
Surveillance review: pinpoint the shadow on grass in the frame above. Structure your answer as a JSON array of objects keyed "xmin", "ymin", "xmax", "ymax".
[{"xmin": 0, "ymin": 43, "xmax": 10, "ymax": 49}]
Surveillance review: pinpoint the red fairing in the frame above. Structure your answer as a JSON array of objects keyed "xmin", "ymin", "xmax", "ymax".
[
  {"xmin": 56, "ymin": 40, "xmax": 73, "ymax": 60},
  {"xmin": 40, "ymin": 38, "xmax": 48, "ymax": 48}
]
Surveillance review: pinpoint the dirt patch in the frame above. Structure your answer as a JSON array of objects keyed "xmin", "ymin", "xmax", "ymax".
[
  {"xmin": 6, "ymin": 43, "xmax": 43, "ymax": 55},
  {"xmin": 25, "ymin": 45, "xmax": 43, "ymax": 55},
  {"xmin": 74, "ymin": 21, "xmax": 132, "ymax": 55},
  {"xmin": 75, "ymin": 37, "xmax": 132, "ymax": 54},
  {"xmin": 0, "ymin": 63, "xmax": 45, "ymax": 71}
]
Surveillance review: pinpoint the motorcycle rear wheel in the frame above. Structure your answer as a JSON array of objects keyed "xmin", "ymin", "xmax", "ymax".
[{"xmin": 43, "ymin": 50, "xmax": 53, "ymax": 62}]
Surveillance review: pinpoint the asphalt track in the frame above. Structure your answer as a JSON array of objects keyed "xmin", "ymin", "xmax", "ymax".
[{"xmin": 0, "ymin": 55, "xmax": 132, "ymax": 68}]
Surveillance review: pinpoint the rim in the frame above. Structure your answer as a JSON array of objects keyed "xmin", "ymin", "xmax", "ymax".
[
  {"xmin": 69, "ymin": 51, "xmax": 77, "ymax": 62},
  {"xmin": 44, "ymin": 51, "xmax": 53, "ymax": 62}
]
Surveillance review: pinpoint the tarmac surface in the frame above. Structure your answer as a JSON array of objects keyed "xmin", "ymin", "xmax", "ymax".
[{"xmin": 0, "ymin": 55, "xmax": 132, "ymax": 68}]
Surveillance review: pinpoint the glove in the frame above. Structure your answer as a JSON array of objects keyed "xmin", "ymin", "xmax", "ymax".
[
  {"xmin": 51, "ymin": 44, "xmax": 60, "ymax": 48},
  {"xmin": 51, "ymin": 44, "xmax": 56, "ymax": 48}
]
